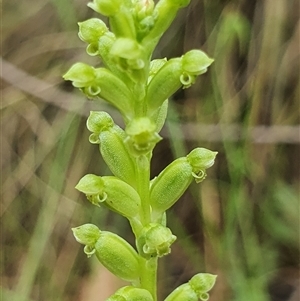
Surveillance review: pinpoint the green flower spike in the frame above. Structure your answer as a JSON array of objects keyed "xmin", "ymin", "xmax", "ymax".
[
  {"xmin": 75, "ymin": 174, "xmax": 141, "ymax": 219},
  {"xmin": 137, "ymin": 223, "xmax": 176, "ymax": 259},
  {"xmin": 106, "ymin": 286, "xmax": 154, "ymax": 301}
]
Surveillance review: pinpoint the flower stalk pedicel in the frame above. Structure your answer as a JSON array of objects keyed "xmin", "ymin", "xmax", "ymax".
[{"xmin": 65, "ymin": 0, "xmax": 217, "ymax": 300}]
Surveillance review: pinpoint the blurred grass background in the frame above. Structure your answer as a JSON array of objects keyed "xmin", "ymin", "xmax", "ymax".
[{"xmin": 1, "ymin": 0, "xmax": 299, "ymax": 301}]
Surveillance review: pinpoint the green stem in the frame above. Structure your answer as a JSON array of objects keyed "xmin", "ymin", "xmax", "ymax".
[
  {"xmin": 136, "ymin": 154, "xmax": 151, "ymax": 224},
  {"xmin": 134, "ymin": 154, "xmax": 158, "ymax": 300},
  {"xmin": 140, "ymin": 257, "xmax": 158, "ymax": 301}
]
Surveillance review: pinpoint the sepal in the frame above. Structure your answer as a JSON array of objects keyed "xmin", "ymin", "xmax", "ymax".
[
  {"xmin": 72, "ymin": 223, "xmax": 101, "ymax": 246},
  {"xmin": 164, "ymin": 273, "xmax": 217, "ymax": 301},
  {"xmin": 181, "ymin": 50, "xmax": 214, "ymax": 88},
  {"xmin": 186, "ymin": 148, "xmax": 217, "ymax": 183},
  {"xmin": 63, "ymin": 62, "xmax": 95, "ymax": 88},
  {"xmin": 189, "ymin": 274, "xmax": 217, "ymax": 300},
  {"xmin": 95, "ymin": 231, "xmax": 140, "ymax": 282}
]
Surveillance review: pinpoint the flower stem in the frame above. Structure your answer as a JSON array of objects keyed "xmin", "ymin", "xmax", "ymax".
[
  {"xmin": 136, "ymin": 154, "xmax": 151, "ymax": 224},
  {"xmin": 140, "ymin": 257, "xmax": 158, "ymax": 301},
  {"xmin": 135, "ymin": 154, "xmax": 158, "ymax": 300}
]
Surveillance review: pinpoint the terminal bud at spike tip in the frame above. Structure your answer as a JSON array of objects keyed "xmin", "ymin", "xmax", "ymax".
[{"xmin": 87, "ymin": 0, "xmax": 122, "ymax": 16}]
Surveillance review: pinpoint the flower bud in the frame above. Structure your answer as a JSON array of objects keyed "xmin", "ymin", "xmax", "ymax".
[
  {"xmin": 182, "ymin": 50, "xmax": 214, "ymax": 76},
  {"xmin": 135, "ymin": 0, "xmax": 155, "ymax": 21},
  {"xmin": 107, "ymin": 286, "xmax": 153, "ymax": 301},
  {"xmin": 63, "ymin": 62, "xmax": 95, "ymax": 88},
  {"xmin": 189, "ymin": 273, "xmax": 217, "ymax": 296},
  {"xmin": 88, "ymin": 0, "xmax": 136, "ymax": 38},
  {"xmin": 72, "ymin": 224, "xmax": 101, "ymax": 246},
  {"xmin": 137, "ymin": 223, "xmax": 176, "ymax": 258},
  {"xmin": 125, "ymin": 117, "xmax": 162, "ymax": 156},
  {"xmin": 180, "ymin": 50, "xmax": 214, "ymax": 88},
  {"xmin": 186, "ymin": 148, "xmax": 217, "ymax": 183},
  {"xmin": 78, "ymin": 18, "xmax": 109, "ymax": 55},
  {"xmin": 150, "ymin": 157, "xmax": 193, "ymax": 215},
  {"xmin": 72, "ymin": 224, "xmax": 101, "ymax": 257},
  {"xmin": 75, "ymin": 174, "xmax": 141, "ymax": 219},
  {"xmin": 133, "ymin": 0, "xmax": 156, "ymax": 39},
  {"xmin": 164, "ymin": 273, "xmax": 217, "ymax": 301},
  {"xmin": 87, "ymin": 111, "xmax": 114, "ymax": 136}
]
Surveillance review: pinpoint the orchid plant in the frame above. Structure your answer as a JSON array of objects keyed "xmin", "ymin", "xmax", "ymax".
[{"xmin": 63, "ymin": 0, "xmax": 217, "ymax": 300}]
